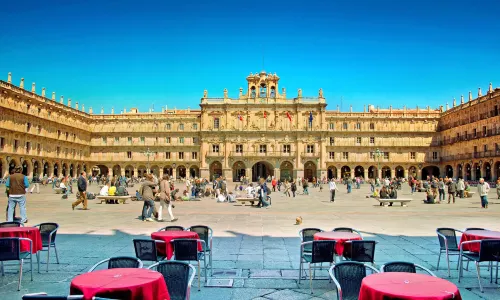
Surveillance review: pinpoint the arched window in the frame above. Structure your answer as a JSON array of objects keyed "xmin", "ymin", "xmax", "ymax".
[
  {"xmin": 260, "ymin": 83, "xmax": 267, "ymax": 97},
  {"xmin": 250, "ymin": 87, "xmax": 256, "ymax": 98},
  {"xmin": 270, "ymin": 86, "xmax": 276, "ymax": 98}
]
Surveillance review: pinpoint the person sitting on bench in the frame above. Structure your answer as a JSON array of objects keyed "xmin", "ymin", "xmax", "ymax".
[
  {"xmin": 388, "ymin": 186, "xmax": 397, "ymax": 206},
  {"xmin": 99, "ymin": 182, "xmax": 110, "ymax": 196},
  {"xmin": 424, "ymin": 189, "xmax": 435, "ymax": 204},
  {"xmin": 379, "ymin": 186, "xmax": 390, "ymax": 206}
]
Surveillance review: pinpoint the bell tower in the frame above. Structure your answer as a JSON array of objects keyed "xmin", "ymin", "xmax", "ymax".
[{"xmin": 246, "ymin": 71, "xmax": 280, "ymax": 99}]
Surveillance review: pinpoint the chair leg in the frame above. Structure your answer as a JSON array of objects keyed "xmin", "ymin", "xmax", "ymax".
[
  {"xmin": 53, "ymin": 244, "xmax": 60, "ymax": 264},
  {"xmin": 445, "ymin": 250, "xmax": 451, "ymax": 277},
  {"xmin": 209, "ymin": 251, "xmax": 212, "ymax": 277},
  {"xmin": 36, "ymin": 252, "xmax": 40, "ymax": 273},
  {"xmin": 204, "ymin": 256, "xmax": 207, "ymax": 284},
  {"xmin": 458, "ymin": 253, "xmax": 463, "ymax": 282},
  {"xmin": 476, "ymin": 262, "xmax": 483, "ymax": 293},
  {"xmin": 46, "ymin": 244, "xmax": 51, "ymax": 272},
  {"xmin": 436, "ymin": 251, "xmax": 441, "ymax": 270},
  {"xmin": 496, "ymin": 261, "xmax": 498, "ymax": 284},
  {"xmin": 197, "ymin": 261, "xmax": 201, "ymax": 291},
  {"xmin": 18, "ymin": 259, "xmax": 23, "ymax": 291},
  {"xmin": 1, "ymin": 261, "xmax": 4, "ymax": 276},
  {"xmin": 309, "ymin": 263, "xmax": 313, "ymax": 294},
  {"xmin": 298, "ymin": 259, "xmax": 302, "ymax": 283},
  {"xmin": 30, "ymin": 254, "xmax": 33, "ymax": 281}
]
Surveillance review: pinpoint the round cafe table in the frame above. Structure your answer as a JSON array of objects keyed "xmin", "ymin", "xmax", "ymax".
[
  {"xmin": 151, "ymin": 231, "xmax": 201, "ymax": 259},
  {"xmin": 359, "ymin": 273, "xmax": 462, "ymax": 300},
  {"xmin": 459, "ymin": 230, "xmax": 500, "ymax": 252},
  {"xmin": 70, "ymin": 268, "xmax": 170, "ymax": 300},
  {"xmin": 313, "ymin": 232, "xmax": 362, "ymax": 256},
  {"xmin": 0, "ymin": 227, "xmax": 42, "ymax": 253}
]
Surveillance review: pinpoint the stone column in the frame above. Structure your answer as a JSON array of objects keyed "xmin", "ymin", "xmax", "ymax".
[
  {"xmin": 172, "ymin": 168, "xmax": 177, "ymax": 180},
  {"xmin": 363, "ymin": 168, "xmax": 369, "ymax": 180},
  {"xmin": 377, "ymin": 168, "xmax": 382, "ymax": 179},
  {"xmin": 159, "ymin": 168, "xmax": 164, "ymax": 178},
  {"xmin": 390, "ymin": 167, "xmax": 395, "ymax": 179},
  {"xmin": 121, "ymin": 167, "xmax": 125, "ymax": 176},
  {"xmin": 274, "ymin": 168, "xmax": 280, "ymax": 181},
  {"xmin": 133, "ymin": 167, "xmax": 138, "ymax": 178},
  {"xmin": 246, "ymin": 168, "xmax": 253, "ymax": 182},
  {"xmin": 336, "ymin": 168, "xmax": 341, "ymax": 179},
  {"xmin": 404, "ymin": 168, "xmax": 409, "ymax": 179}
]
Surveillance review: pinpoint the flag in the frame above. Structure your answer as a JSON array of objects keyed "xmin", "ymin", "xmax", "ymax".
[
  {"xmin": 286, "ymin": 112, "xmax": 292, "ymax": 122},
  {"xmin": 263, "ymin": 111, "xmax": 267, "ymax": 118},
  {"xmin": 238, "ymin": 114, "xmax": 243, "ymax": 121},
  {"xmin": 309, "ymin": 111, "xmax": 313, "ymax": 124}
]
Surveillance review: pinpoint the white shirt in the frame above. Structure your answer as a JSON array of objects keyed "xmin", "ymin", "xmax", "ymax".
[
  {"xmin": 329, "ymin": 181, "xmax": 337, "ymax": 191},
  {"xmin": 99, "ymin": 185, "xmax": 109, "ymax": 196},
  {"xmin": 60, "ymin": 182, "xmax": 67, "ymax": 189},
  {"xmin": 245, "ymin": 186, "xmax": 254, "ymax": 197}
]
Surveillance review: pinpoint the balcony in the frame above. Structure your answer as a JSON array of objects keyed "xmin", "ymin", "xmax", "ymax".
[
  {"xmin": 206, "ymin": 151, "xmax": 225, "ymax": 157},
  {"xmin": 229, "ymin": 151, "xmax": 296, "ymax": 157},
  {"xmin": 301, "ymin": 152, "xmax": 321, "ymax": 158}
]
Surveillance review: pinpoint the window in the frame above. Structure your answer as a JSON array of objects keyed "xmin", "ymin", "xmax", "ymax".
[
  {"xmin": 259, "ymin": 145, "xmax": 267, "ymax": 153},
  {"xmin": 355, "ymin": 123, "xmax": 361, "ymax": 130},
  {"xmin": 283, "ymin": 145, "xmax": 291, "ymax": 153},
  {"xmin": 166, "ymin": 123, "xmax": 171, "ymax": 130},
  {"xmin": 342, "ymin": 152, "xmax": 349, "ymax": 159},
  {"xmin": 140, "ymin": 137, "xmax": 145, "ymax": 143},
  {"xmin": 329, "ymin": 137, "xmax": 335, "ymax": 145},
  {"xmin": 369, "ymin": 152, "xmax": 375, "ymax": 159},
  {"xmin": 456, "ymin": 133, "xmax": 460, "ymax": 140},
  {"xmin": 179, "ymin": 137, "xmax": 184, "ymax": 144},
  {"xmin": 329, "ymin": 123, "xmax": 334, "ymax": 130},
  {"xmin": 356, "ymin": 137, "xmax": 361, "ymax": 144},
  {"xmin": 166, "ymin": 137, "xmax": 170, "ymax": 144},
  {"xmin": 410, "ymin": 152, "xmax": 416, "ymax": 159},
  {"xmin": 342, "ymin": 122, "xmax": 348, "ymax": 130},
  {"xmin": 0, "ymin": 137, "xmax": 4, "ymax": 149},
  {"xmin": 193, "ymin": 123, "xmax": 198, "ymax": 130},
  {"xmin": 57, "ymin": 130, "xmax": 61, "ymax": 138},
  {"xmin": 179, "ymin": 123, "xmax": 184, "ymax": 131},
  {"xmin": 496, "ymin": 143, "xmax": 499, "ymax": 153},
  {"xmin": 329, "ymin": 152, "xmax": 335, "ymax": 159},
  {"xmin": 384, "ymin": 152, "xmax": 390, "ymax": 160},
  {"xmin": 56, "ymin": 146, "xmax": 60, "ymax": 156},
  {"xmin": 369, "ymin": 123, "xmax": 375, "ymax": 130},
  {"xmin": 65, "ymin": 132, "xmax": 69, "ymax": 139},
  {"xmin": 473, "ymin": 128, "xmax": 477, "ymax": 137},
  {"xmin": 178, "ymin": 152, "xmax": 184, "ymax": 159},
  {"xmin": 155, "ymin": 137, "xmax": 159, "ymax": 144},
  {"xmin": 128, "ymin": 137, "xmax": 132, "ymax": 144},
  {"xmin": 484, "ymin": 144, "xmax": 488, "ymax": 152},
  {"xmin": 474, "ymin": 146, "xmax": 478, "ymax": 153},
  {"xmin": 115, "ymin": 137, "xmax": 119, "ymax": 143},
  {"xmin": 26, "ymin": 122, "xmax": 31, "ymax": 132},
  {"xmin": 165, "ymin": 152, "xmax": 171, "ymax": 159},
  {"xmin": 127, "ymin": 151, "xmax": 132, "ymax": 158},
  {"xmin": 236, "ymin": 144, "xmax": 243, "ymax": 153},
  {"xmin": 14, "ymin": 139, "xmax": 19, "ymax": 151},
  {"xmin": 37, "ymin": 143, "xmax": 41, "ymax": 154},
  {"xmin": 212, "ymin": 145, "xmax": 219, "ymax": 153},
  {"xmin": 37, "ymin": 125, "xmax": 42, "ymax": 134},
  {"xmin": 192, "ymin": 152, "xmax": 198, "ymax": 160},
  {"xmin": 102, "ymin": 137, "xmax": 107, "ymax": 144},
  {"xmin": 193, "ymin": 137, "xmax": 198, "ymax": 144},
  {"xmin": 370, "ymin": 137, "xmax": 375, "ymax": 144},
  {"xmin": 483, "ymin": 126, "xmax": 487, "ymax": 136},
  {"xmin": 432, "ymin": 152, "xmax": 438, "ymax": 159},
  {"xmin": 214, "ymin": 118, "xmax": 220, "ymax": 129},
  {"xmin": 48, "ymin": 111, "xmax": 51, "ymax": 116},
  {"xmin": 306, "ymin": 145, "xmax": 315, "ymax": 153},
  {"xmin": 25, "ymin": 142, "xmax": 31, "ymax": 153},
  {"xmin": 464, "ymin": 131, "xmax": 468, "ymax": 139}
]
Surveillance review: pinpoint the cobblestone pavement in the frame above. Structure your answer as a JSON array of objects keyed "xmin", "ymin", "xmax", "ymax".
[{"xmin": 0, "ymin": 182, "xmax": 499, "ymax": 299}]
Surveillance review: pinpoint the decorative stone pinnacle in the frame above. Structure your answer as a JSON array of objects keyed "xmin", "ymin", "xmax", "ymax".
[
  {"xmin": 478, "ymin": 87, "xmax": 482, "ymax": 97},
  {"xmin": 111, "ymin": 107, "xmax": 114, "ymax": 114},
  {"xmin": 469, "ymin": 91, "xmax": 472, "ymax": 101},
  {"xmin": 7, "ymin": 72, "xmax": 12, "ymax": 83},
  {"xmin": 452, "ymin": 98, "xmax": 456, "ymax": 107},
  {"xmin": 82, "ymin": 104, "xmax": 84, "ymax": 112},
  {"xmin": 60, "ymin": 95, "xmax": 64, "ymax": 104},
  {"xmin": 75, "ymin": 102, "xmax": 79, "ymax": 110},
  {"xmin": 446, "ymin": 103, "xmax": 449, "ymax": 110},
  {"xmin": 460, "ymin": 95, "xmax": 464, "ymax": 104},
  {"xmin": 68, "ymin": 98, "xmax": 72, "ymax": 107},
  {"xmin": 20, "ymin": 78, "xmax": 24, "ymax": 89},
  {"xmin": 52, "ymin": 92, "xmax": 56, "ymax": 100},
  {"xmin": 489, "ymin": 82, "xmax": 493, "ymax": 93},
  {"xmin": 31, "ymin": 82, "xmax": 35, "ymax": 93}
]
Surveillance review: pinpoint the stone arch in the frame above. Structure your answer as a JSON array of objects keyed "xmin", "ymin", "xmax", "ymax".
[
  {"xmin": 445, "ymin": 165, "xmax": 453, "ymax": 178},
  {"xmin": 464, "ymin": 163, "xmax": 472, "ymax": 180},
  {"xmin": 150, "ymin": 165, "xmax": 160, "ymax": 178},
  {"xmin": 457, "ymin": 164, "xmax": 463, "ymax": 179},
  {"xmin": 176, "ymin": 165, "xmax": 186, "ymax": 179},
  {"xmin": 92, "ymin": 165, "xmax": 108, "ymax": 177},
  {"xmin": 422, "ymin": 165, "xmax": 440, "ymax": 180},
  {"xmin": 43, "ymin": 161, "xmax": 50, "ymax": 177},
  {"xmin": 137, "ymin": 165, "xmax": 147, "ymax": 177},
  {"xmin": 381, "ymin": 166, "xmax": 391, "ymax": 178},
  {"xmin": 125, "ymin": 165, "xmax": 134, "ymax": 178},
  {"xmin": 303, "ymin": 161, "xmax": 317, "ymax": 181},
  {"xmin": 354, "ymin": 165, "xmax": 364, "ymax": 178},
  {"xmin": 53, "ymin": 162, "xmax": 60, "ymax": 177},
  {"xmin": 408, "ymin": 166, "xmax": 417, "ymax": 179},
  {"xmin": 280, "ymin": 161, "xmax": 293, "ymax": 181},
  {"xmin": 163, "ymin": 165, "xmax": 173, "ymax": 177},
  {"xmin": 395, "ymin": 165, "xmax": 404, "ymax": 178},
  {"xmin": 189, "ymin": 165, "xmax": 199, "ymax": 178},
  {"xmin": 32, "ymin": 160, "xmax": 40, "ymax": 177},
  {"xmin": 341, "ymin": 165, "xmax": 351, "ymax": 179},
  {"xmin": 210, "ymin": 161, "xmax": 223, "ymax": 181},
  {"xmin": 112, "ymin": 165, "xmax": 121, "ymax": 177},
  {"xmin": 483, "ymin": 162, "xmax": 492, "ymax": 181},
  {"xmin": 232, "ymin": 161, "xmax": 246, "ymax": 182},
  {"xmin": 252, "ymin": 161, "xmax": 274, "ymax": 182},
  {"xmin": 473, "ymin": 163, "xmax": 481, "ymax": 180},
  {"xmin": 21, "ymin": 159, "xmax": 30, "ymax": 176},
  {"xmin": 368, "ymin": 166, "xmax": 377, "ymax": 179},
  {"xmin": 327, "ymin": 166, "xmax": 338, "ymax": 179},
  {"xmin": 62, "ymin": 163, "xmax": 68, "ymax": 177},
  {"xmin": 69, "ymin": 163, "xmax": 74, "ymax": 178},
  {"xmin": 494, "ymin": 161, "xmax": 500, "ymax": 180},
  {"xmin": 83, "ymin": 164, "xmax": 87, "ymax": 173},
  {"xmin": 8, "ymin": 158, "xmax": 18, "ymax": 174}
]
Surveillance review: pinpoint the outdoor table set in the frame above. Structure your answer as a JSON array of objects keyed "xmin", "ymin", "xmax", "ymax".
[{"xmin": 151, "ymin": 230, "xmax": 202, "ymax": 259}]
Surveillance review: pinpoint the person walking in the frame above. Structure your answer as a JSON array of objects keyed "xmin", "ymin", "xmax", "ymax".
[
  {"xmin": 30, "ymin": 174, "xmax": 40, "ymax": 194},
  {"xmin": 457, "ymin": 178, "xmax": 465, "ymax": 198},
  {"xmin": 271, "ymin": 177, "xmax": 277, "ymax": 192},
  {"xmin": 158, "ymin": 175, "xmax": 177, "ymax": 222},
  {"xmin": 477, "ymin": 178, "xmax": 490, "ymax": 209},
  {"xmin": 329, "ymin": 179, "xmax": 337, "ymax": 202},
  {"xmin": 291, "ymin": 180, "xmax": 297, "ymax": 198},
  {"xmin": 72, "ymin": 172, "xmax": 88, "ymax": 210},
  {"xmin": 283, "ymin": 180, "xmax": 291, "ymax": 197},
  {"xmin": 438, "ymin": 178, "xmax": 446, "ymax": 203},
  {"xmin": 6, "ymin": 166, "xmax": 29, "ymax": 223},
  {"xmin": 257, "ymin": 178, "xmax": 270, "ymax": 208},
  {"xmin": 346, "ymin": 178, "xmax": 352, "ymax": 193},
  {"xmin": 141, "ymin": 174, "xmax": 158, "ymax": 221},
  {"xmin": 446, "ymin": 178, "xmax": 457, "ymax": 204}
]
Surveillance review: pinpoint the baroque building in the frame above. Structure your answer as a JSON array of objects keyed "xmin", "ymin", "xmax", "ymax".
[{"xmin": 1, "ymin": 71, "xmax": 499, "ymax": 182}]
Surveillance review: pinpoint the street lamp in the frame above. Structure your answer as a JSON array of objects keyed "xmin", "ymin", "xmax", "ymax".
[
  {"xmin": 374, "ymin": 148, "xmax": 383, "ymax": 179},
  {"xmin": 142, "ymin": 148, "xmax": 157, "ymax": 173}
]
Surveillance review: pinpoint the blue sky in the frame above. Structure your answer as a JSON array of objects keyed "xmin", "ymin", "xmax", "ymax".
[{"xmin": 1, "ymin": 0, "xmax": 499, "ymax": 112}]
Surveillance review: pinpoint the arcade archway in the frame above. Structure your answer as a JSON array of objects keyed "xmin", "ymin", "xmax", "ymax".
[
  {"xmin": 189, "ymin": 166, "xmax": 199, "ymax": 178},
  {"xmin": 62, "ymin": 163, "xmax": 68, "ymax": 177},
  {"xmin": 22, "ymin": 160, "xmax": 29, "ymax": 176},
  {"xmin": 304, "ymin": 161, "xmax": 317, "ymax": 181},
  {"xmin": 176, "ymin": 165, "xmax": 186, "ymax": 179},
  {"xmin": 464, "ymin": 163, "xmax": 471, "ymax": 180},
  {"xmin": 457, "ymin": 164, "xmax": 463, "ymax": 179},
  {"xmin": 473, "ymin": 163, "xmax": 481, "ymax": 180},
  {"xmin": 53, "ymin": 163, "xmax": 59, "ymax": 177},
  {"xmin": 209, "ymin": 161, "xmax": 222, "ymax": 180},
  {"xmin": 395, "ymin": 166, "xmax": 404, "ymax": 178},
  {"xmin": 150, "ymin": 165, "xmax": 160, "ymax": 178},
  {"xmin": 354, "ymin": 166, "xmax": 364, "ymax": 178},
  {"xmin": 252, "ymin": 161, "xmax": 274, "ymax": 182},
  {"xmin": 33, "ymin": 160, "xmax": 40, "ymax": 177},
  {"xmin": 445, "ymin": 165, "xmax": 453, "ymax": 178},
  {"xmin": 93, "ymin": 165, "xmax": 108, "ymax": 177},
  {"xmin": 163, "ymin": 165, "xmax": 173, "ymax": 177},
  {"xmin": 381, "ymin": 166, "xmax": 391, "ymax": 178},
  {"xmin": 232, "ymin": 161, "xmax": 246, "ymax": 182},
  {"xmin": 408, "ymin": 166, "xmax": 417, "ymax": 179},
  {"xmin": 368, "ymin": 166, "xmax": 377, "ymax": 179},
  {"xmin": 422, "ymin": 165, "xmax": 439, "ymax": 180},
  {"xmin": 137, "ymin": 165, "xmax": 147, "ymax": 177},
  {"xmin": 495, "ymin": 161, "xmax": 500, "ymax": 180},
  {"xmin": 483, "ymin": 162, "xmax": 491, "ymax": 181},
  {"xmin": 43, "ymin": 162, "xmax": 50, "ymax": 177},
  {"xmin": 341, "ymin": 166, "xmax": 351, "ymax": 179},
  {"xmin": 125, "ymin": 165, "xmax": 134, "ymax": 178},
  {"xmin": 280, "ymin": 161, "xmax": 293, "ymax": 181},
  {"xmin": 69, "ymin": 164, "xmax": 74, "ymax": 177},
  {"xmin": 112, "ymin": 165, "xmax": 121, "ymax": 177},
  {"xmin": 327, "ymin": 166, "xmax": 337, "ymax": 179}
]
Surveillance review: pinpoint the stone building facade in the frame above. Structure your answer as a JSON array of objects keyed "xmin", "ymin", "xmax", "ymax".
[{"xmin": 1, "ymin": 71, "xmax": 499, "ymax": 182}]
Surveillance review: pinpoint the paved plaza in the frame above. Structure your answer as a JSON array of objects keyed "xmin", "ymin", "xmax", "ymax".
[{"xmin": 1, "ymin": 182, "xmax": 500, "ymax": 299}]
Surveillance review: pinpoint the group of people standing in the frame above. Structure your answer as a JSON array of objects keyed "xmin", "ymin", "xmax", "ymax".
[{"xmin": 139, "ymin": 173, "xmax": 178, "ymax": 222}]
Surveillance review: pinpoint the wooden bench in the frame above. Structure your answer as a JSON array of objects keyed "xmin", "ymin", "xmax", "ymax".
[
  {"xmin": 235, "ymin": 197, "xmax": 257, "ymax": 206},
  {"xmin": 53, "ymin": 188, "xmax": 63, "ymax": 194},
  {"xmin": 96, "ymin": 195, "xmax": 131, "ymax": 204},
  {"xmin": 377, "ymin": 198, "xmax": 412, "ymax": 207}
]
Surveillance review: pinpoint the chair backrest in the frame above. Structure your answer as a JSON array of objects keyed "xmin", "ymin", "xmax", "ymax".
[
  {"xmin": 37, "ymin": 223, "xmax": 59, "ymax": 245},
  {"xmin": 0, "ymin": 221, "xmax": 23, "ymax": 228},
  {"xmin": 436, "ymin": 228, "xmax": 459, "ymax": 250},
  {"xmin": 22, "ymin": 296, "xmax": 84, "ymax": 300},
  {"xmin": 478, "ymin": 239, "xmax": 500, "ymax": 262},
  {"xmin": 299, "ymin": 228, "xmax": 322, "ymax": 252},
  {"xmin": 381, "ymin": 261, "xmax": 416, "ymax": 273},
  {"xmin": 0, "ymin": 237, "xmax": 21, "ymax": 261},
  {"xmin": 344, "ymin": 241, "xmax": 376, "ymax": 263},
  {"xmin": 188, "ymin": 225, "xmax": 211, "ymax": 251},
  {"xmin": 153, "ymin": 261, "xmax": 192, "ymax": 300},
  {"xmin": 158, "ymin": 226, "xmax": 185, "ymax": 232},
  {"xmin": 310, "ymin": 240, "xmax": 336, "ymax": 263},
  {"xmin": 333, "ymin": 227, "xmax": 355, "ymax": 233},
  {"xmin": 133, "ymin": 239, "xmax": 160, "ymax": 262},
  {"xmin": 172, "ymin": 239, "xmax": 199, "ymax": 261},
  {"xmin": 108, "ymin": 256, "xmax": 142, "ymax": 269},
  {"xmin": 465, "ymin": 228, "xmax": 485, "ymax": 231},
  {"xmin": 332, "ymin": 262, "xmax": 370, "ymax": 300}
]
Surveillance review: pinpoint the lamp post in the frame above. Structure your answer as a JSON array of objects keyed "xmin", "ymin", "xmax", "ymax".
[
  {"xmin": 374, "ymin": 148, "xmax": 383, "ymax": 180},
  {"xmin": 142, "ymin": 148, "xmax": 156, "ymax": 173}
]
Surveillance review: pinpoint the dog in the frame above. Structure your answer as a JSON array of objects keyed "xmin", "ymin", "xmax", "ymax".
[{"xmin": 295, "ymin": 216, "xmax": 303, "ymax": 225}]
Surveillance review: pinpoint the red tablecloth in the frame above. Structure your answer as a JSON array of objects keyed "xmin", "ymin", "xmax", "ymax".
[
  {"xmin": 0, "ymin": 227, "xmax": 42, "ymax": 253},
  {"xmin": 151, "ymin": 231, "xmax": 202, "ymax": 259},
  {"xmin": 359, "ymin": 273, "xmax": 462, "ymax": 300},
  {"xmin": 313, "ymin": 232, "xmax": 362, "ymax": 256},
  {"xmin": 459, "ymin": 230, "xmax": 500, "ymax": 252},
  {"xmin": 70, "ymin": 268, "xmax": 170, "ymax": 300}
]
